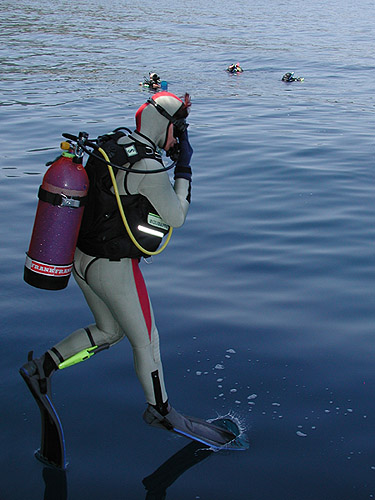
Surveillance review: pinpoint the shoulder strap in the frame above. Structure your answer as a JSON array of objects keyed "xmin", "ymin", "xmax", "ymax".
[{"xmin": 96, "ymin": 129, "xmax": 127, "ymax": 147}]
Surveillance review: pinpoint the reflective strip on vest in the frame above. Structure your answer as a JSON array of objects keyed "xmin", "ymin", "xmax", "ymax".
[{"xmin": 137, "ymin": 225, "xmax": 164, "ymax": 238}]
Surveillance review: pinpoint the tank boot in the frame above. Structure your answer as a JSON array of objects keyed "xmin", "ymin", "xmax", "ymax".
[
  {"xmin": 143, "ymin": 404, "xmax": 236, "ymax": 449},
  {"xmin": 19, "ymin": 351, "xmax": 66, "ymax": 469}
]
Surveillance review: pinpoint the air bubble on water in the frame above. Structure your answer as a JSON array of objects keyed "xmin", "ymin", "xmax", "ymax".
[{"xmin": 296, "ymin": 431, "xmax": 307, "ymax": 437}]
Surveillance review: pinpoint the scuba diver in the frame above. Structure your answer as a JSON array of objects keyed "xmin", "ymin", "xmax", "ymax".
[
  {"xmin": 226, "ymin": 62, "xmax": 243, "ymax": 73},
  {"xmin": 20, "ymin": 91, "xmax": 237, "ymax": 469},
  {"xmin": 281, "ymin": 71, "xmax": 304, "ymax": 82},
  {"xmin": 140, "ymin": 72, "xmax": 162, "ymax": 89}
]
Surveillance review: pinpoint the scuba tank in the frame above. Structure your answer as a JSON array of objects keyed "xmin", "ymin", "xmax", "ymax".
[{"xmin": 24, "ymin": 140, "xmax": 89, "ymax": 291}]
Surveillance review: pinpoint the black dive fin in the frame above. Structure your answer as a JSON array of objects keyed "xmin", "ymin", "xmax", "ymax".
[
  {"xmin": 170, "ymin": 416, "xmax": 236, "ymax": 449},
  {"xmin": 20, "ymin": 361, "xmax": 66, "ymax": 469},
  {"xmin": 172, "ymin": 416, "xmax": 249, "ymax": 450},
  {"xmin": 36, "ymin": 398, "xmax": 66, "ymax": 468},
  {"xmin": 209, "ymin": 417, "xmax": 249, "ymax": 450},
  {"xmin": 144, "ymin": 405, "xmax": 248, "ymax": 450}
]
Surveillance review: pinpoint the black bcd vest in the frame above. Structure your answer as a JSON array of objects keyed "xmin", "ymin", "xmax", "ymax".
[{"xmin": 77, "ymin": 130, "xmax": 169, "ymax": 260}]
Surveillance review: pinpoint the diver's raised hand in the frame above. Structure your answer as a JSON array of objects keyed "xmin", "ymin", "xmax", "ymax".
[
  {"xmin": 174, "ymin": 130, "xmax": 193, "ymax": 181},
  {"xmin": 176, "ymin": 129, "xmax": 193, "ymax": 168}
]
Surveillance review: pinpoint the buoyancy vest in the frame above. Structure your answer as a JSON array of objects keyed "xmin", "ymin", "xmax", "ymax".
[{"xmin": 77, "ymin": 130, "xmax": 170, "ymax": 260}]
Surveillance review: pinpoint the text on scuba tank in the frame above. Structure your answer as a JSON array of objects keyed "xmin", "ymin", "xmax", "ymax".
[{"xmin": 25, "ymin": 255, "xmax": 73, "ymax": 277}]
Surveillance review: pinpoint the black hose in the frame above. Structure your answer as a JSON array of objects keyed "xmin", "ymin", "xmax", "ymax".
[{"xmin": 61, "ymin": 132, "xmax": 176, "ymax": 174}]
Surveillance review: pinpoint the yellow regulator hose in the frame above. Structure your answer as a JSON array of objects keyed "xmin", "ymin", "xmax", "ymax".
[{"xmin": 98, "ymin": 147, "xmax": 173, "ymax": 256}]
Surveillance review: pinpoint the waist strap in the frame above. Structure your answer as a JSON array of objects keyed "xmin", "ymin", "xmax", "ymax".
[{"xmin": 38, "ymin": 186, "xmax": 87, "ymax": 208}]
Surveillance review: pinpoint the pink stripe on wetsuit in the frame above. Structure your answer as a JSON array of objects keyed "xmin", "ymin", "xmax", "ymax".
[{"xmin": 132, "ymin": 259, "xmax": 152, "ymax": 340}]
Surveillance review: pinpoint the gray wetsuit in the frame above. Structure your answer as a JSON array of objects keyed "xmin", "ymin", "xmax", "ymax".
[{"xmin": 47, "ymin": 132, "xmax": 191, "ymax": 406}]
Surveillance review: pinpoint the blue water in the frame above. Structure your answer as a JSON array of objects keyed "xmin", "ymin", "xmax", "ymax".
[{"xmin": 1, "ymin": 0, "xmax": 375, "ymax": 498}]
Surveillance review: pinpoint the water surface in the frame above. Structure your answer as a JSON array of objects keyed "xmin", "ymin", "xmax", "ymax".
[{"xmin": 1, "ymin": 0, "xmax": 375, "ymax": 498}]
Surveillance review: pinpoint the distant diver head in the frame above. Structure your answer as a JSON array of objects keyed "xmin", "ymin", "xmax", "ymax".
[
  {"xmin": 149, "ymin": 72, "xmax": 160, "ymax": 83},
  {"xmin": 135, "ymin": 91, "xmax": 191, "ymax": 149},
  {"xmin": 282, "ymin": 72, "xmax": 294, "ymax": 81}
]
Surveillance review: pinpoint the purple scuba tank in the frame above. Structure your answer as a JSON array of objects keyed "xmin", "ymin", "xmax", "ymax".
[{"xmin": 24, "ymin": 142, "xmax": 89, "ymax": 290}]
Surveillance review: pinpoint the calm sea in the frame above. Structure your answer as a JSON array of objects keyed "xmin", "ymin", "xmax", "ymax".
[{"xmin": 1, "ymin": 0, "xmax": 375, "ymax": 498}]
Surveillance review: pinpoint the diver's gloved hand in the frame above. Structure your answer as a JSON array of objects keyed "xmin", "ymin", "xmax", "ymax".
[{"xmin": 174, "ymin": 130, "xmax": 193, "ymax": 181}]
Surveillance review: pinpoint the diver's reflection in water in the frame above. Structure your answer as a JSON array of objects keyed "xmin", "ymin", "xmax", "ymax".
[
  {"xmin": 41, "ymin": 441, "xmax": 213, "ymax": 499},
  {"xmin": 143, "ymin": 441, "xmax": 214, "ymax": 499},
  {"xmin": 42, "ymin": 466, "xmax": 67, "ymax": 500}
]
